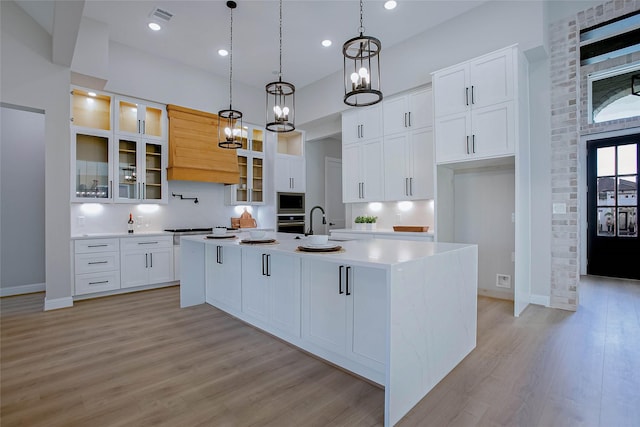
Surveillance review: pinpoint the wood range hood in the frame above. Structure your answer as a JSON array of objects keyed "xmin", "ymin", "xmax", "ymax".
[{"xmin": 166, "ymin": 104, "xmax": 239, "ymax": 184}]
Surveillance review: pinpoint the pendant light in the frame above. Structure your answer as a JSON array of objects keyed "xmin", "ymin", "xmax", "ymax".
[
  {"xmin": 265, "ymin": 0, "xmax": 295, "ymax": 132},
  {"xmin": 218, "ymin": 1, "xmax": 243, "ymax": 149},
  {"xmin": 343, "ymin": 0, "xmax": 382, "ymax": 107}
]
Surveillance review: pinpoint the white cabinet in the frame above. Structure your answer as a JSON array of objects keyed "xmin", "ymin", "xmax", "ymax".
[
  {"xmin": 241, "ymin": 248, "xmax": 301, "ymax": 338},
  {"xmin": 342, "ymin": 105, "xmax": 382, "ymax": 145},
  {"xmin": 383, "ymin": 87, "xmax": 433, "ymax": 136},
  {"xmin": 120, "ymin": 236, "xmax": 173, "ymax": 288},
  {"xmin": 205, "ymin": 244, "xmax": 242, "ymax": 312},
  {"xmin": 115, "ymin": 136, "xmax": 167, "ymax": 202},
  {"xmin": 342, "ymin": 139, "xmax": 384, "ymax": 203},
  {"xmin": 384, "ymin": 126, "xmax": 434, "ymax": 201},
  {"xmin": 225, "ymin": 125, "xmax": 265, "ymax": 205},
  {"xmin": 302, "ymin": 259, "xmax": 386, "ymax": 373},
  {"xmin": 115, "ymin": 96, "xmax": 166, "ymax": 141},
  {"xmin": 275, "ymin": 154, "xmax": 305, "ymax": 192},
  {"xmin": 74, "ymin": 238, "xmax": 120, "ymax": 295},
  {"xmin": 433, "ymin": 46, "xmax": 516, "ymax": 164}
]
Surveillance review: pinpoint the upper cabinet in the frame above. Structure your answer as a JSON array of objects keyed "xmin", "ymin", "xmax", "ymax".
[
  {"xmin": 115, "ymin": 96, "xmax": 166, "ymax": 141},
  {"xmin": 383, "ymin": 87, "xmax": 433, "ymax": 136},
  {"xmin": 225, "ymin": 124, "xmax": 265, "ymax": 205},
  {"xmin": 275, "ymin": 130, "xmax": 305, "ymax": 193},
  {"xmin": 342, "ymin": 105, "xmax": 382, "ymax": 145},
  {"xmin": 71, "ymin": 87, "xmax": 168, "ymax": 203},
  {"xmin": 433, "ymin": 46, "xmax": 517, "ymax": 164}
]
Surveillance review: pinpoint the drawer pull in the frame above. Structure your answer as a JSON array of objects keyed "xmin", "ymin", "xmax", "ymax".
[
  {"xmin": 88, "ymin": 280, "xmax": 109, "ymax": 285},
  {"xmin": 138, "ymin": 241, "xmax": 159, "ymax": 245},
  {"xmin": 88, "ymin": 261, "xmax": 108, "ymax": 265},
  {"xmin": 87, "ymin": 244, "xmax": 108, "ymax": 248}
]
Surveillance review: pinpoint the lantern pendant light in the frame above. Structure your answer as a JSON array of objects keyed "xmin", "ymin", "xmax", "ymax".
[
  {"xmin": 218, "ymin": 1, "xmax": 244, "ymax": 149},
  {"xmin": 343, "ymin": 0, "xmax": 382, "ymax": 107},
  {"xmin": 265, "ymin": 0, "xmax": 295, "ymax": 132}
]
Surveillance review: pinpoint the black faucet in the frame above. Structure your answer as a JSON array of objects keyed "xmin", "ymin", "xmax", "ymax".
[{"xmin": 306, "ymin": 205, "xmax": 326, "ymax": 236}]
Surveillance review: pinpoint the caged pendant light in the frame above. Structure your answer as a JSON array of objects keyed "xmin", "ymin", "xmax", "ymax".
[
  {"xmin": 265, "ymin": 0, "xmax": 295, "ymax": 132},
  {"xmin": 218, "ymin": 1, "xmax": 244, "ymax": 149},
  {"xmin": 343, "ymin": 0, "xmax": 382, "ymax": 107}
]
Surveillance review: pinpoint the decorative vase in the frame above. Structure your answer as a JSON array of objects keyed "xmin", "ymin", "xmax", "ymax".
[{"xmin": 365, "ymin": 223, "xmax": 376, "ymax": 231}]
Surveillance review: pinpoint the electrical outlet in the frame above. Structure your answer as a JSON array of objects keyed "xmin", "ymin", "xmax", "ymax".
[
  {"xmin": 496, "ymin": 274, "xmax": 511, "ymax": 288},
  {"xmin": 77, "ymin": 216, "xmax": 85, "ymax": 227}
]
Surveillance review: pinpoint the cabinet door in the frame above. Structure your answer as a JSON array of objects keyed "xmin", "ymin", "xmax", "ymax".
[
  {"xmin": 116, "ymin": 97, "xmax": 166, "ymax": 140},
  {"xmin": 471, "ymin": 101, "xmax": 515, "ymax": 159},
  {"xmin": 115, "ymin": 137, "xmax": 140, "ymax": 201},
  {"xmin": 408, "ymin": 128, "xmax": 434, "ymax": 200},
  {"xmin": 72, "ymin": 130, "xmax": 113, "ymax": 201},
  {"xmin": 234, "ymin": 154, "xmax": 250, "ymax": 203},
  {"xmin": 435, "ymin": 112, "xmax": 471, "ymax": 164},
  {"xmin": 383, "ymin": 133, "xmax": 410, "ymax": 201},
  {"xmin": 347, "ymin": 266, "xmax": 387, "ymax": 370},
  {"xmin": 361, "ymin": 139, "xmax": 384, "ymax": 202},
  {"xmin": 206, "ymin": 245, "xmax": 242, "ymax": 311},
  {"xmin": 341, "ymin": 109, "xmax": 360, "ymax": 145},
  {"xmin": 241, "ymin": 249, "xmax": 269, "ymax": 323},
  {"xmin": 342, "ymin": 144, "xmax": 361, "ymax": 203},
  {"xmin": 120, "ymin": 250, "xmax": 149, "ymax": 288},
  {"xmin": 250, "ymin": 156, "xmax": 264, "ymax": 203},
  {"xmin": 147, "ymin": 247, "xmax": 173, "ymax": 284},
  {"xmin": 142, "ymin": 141, "xmax": 165, "ymax": 201},
  {"xmin": 288, "ymin": 156, "xmax": 306, "ymax": 192},
  {"xmin": 383, "ymin": 96, "xmax": 408, "ymax": 136},
  {"xmin": 269, "ymin": 253, "xmax": 301, "ymax": 337},
  {"xmin": 469, "ymin": 48, "xmax": 514, "ymax": 109},
  {"xmin": 361, "ymin": 104, "xmax": 382, "ymax": 140},
  {"xmin": 408, "ymin": 88, "xmax": 433, "ymax": 129},
  {"xmin": 275, "ymin": 155, "xmax": 304, "ymax": 193},
  {"xmin": 302, "ymin": 259, "xmax": 347, "ymax": 355},
  {"xmin": 71, "ymin": 88, "xmax": 112, "ymax": 131},
  {"xmin": 433, "ymin": 64, "xmax": 469, "ymax": 117}
]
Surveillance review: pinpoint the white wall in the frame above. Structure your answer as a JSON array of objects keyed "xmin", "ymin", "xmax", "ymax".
[
  {"xmin": 0, "ymin": 105, "xmax": 45, "ymax": 294},
  {"xmin": 305, "ymin": 137, "xmax": 342, "ymax": 235}
]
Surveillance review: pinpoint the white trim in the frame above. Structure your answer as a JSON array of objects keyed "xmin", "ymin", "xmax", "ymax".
[
  {"xmin": 530, "ymin": 294, "xmax": 550, "ymax": 307},
  {"xmin": 44, "ymin": 296, "xmax": 74, "ymax": 311},
  {"xmin": 0, "ymin": 282, "xmax": 45, "ymax": 297}
]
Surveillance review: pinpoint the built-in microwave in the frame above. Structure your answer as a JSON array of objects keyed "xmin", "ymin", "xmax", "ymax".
[{"xmin": 277, "ymin": 192, "xmax": 305, "ymax": 214}]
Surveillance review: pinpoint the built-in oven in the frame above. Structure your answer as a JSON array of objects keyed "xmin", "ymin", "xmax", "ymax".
[{"xmin": 277, "ymin": 192, "xmax": 305, "ymax": 233}]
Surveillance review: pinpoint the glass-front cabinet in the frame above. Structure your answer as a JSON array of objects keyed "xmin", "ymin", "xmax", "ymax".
[
  {"xmin": 225, "ymin": 125, "xmax": 265, "ymax": 205},
  {"xmin": 70, "ymin": 87, "xmax": 168, "ymax": 203}
]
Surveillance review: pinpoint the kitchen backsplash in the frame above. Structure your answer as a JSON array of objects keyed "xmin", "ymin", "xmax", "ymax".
[{"xmin": 348, "ymin": 200, "xmax": 434, "ymax": 230}]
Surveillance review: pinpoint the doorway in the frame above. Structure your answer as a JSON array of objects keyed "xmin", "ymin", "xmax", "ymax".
[
  {"xmin": 325, "ymin": 157, "xmax": 345, "ymax": 232},
  {"xmin": 586, "ymin": 133, "xmax": 639, "ymax": 280}
]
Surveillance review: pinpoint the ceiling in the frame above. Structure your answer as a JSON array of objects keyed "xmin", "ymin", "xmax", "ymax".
[{"xmin": 16, "ymin": 0, "xmax": 489, "ymax": 90}]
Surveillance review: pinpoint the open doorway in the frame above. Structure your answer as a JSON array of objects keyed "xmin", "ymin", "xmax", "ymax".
[{"xmin": 586, "ymin": 133, "xmax": 639, "ymax": 280}]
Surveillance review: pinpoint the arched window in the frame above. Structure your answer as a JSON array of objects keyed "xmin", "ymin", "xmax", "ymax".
[{"xmin": 589, "ymin": 63, "xmax": 640, "ymax": 124}]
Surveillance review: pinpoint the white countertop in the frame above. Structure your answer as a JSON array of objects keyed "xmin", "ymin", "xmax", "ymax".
[
  {"xmin": 71, "ymin": 231, "xmax": 172, "ymax": 240},
  {"xmin": 330, "ymin": 228, "xmax": 435, "ymax": 237},
  {"xmin": 182, "ymin": 232, "xmax": 471, "ymax": 268}
]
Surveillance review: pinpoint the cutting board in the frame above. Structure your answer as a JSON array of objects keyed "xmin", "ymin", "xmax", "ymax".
[{"xmin": 393, "ymin": 226, "xmax": 429, "ymax": 232}]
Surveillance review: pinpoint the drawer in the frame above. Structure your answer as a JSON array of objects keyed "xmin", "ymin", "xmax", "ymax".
[
  {"xmin": 75, "ymin": 252, "xmax": 119, "ymax": 274},
  {"xmin": 121, "ymin": 236, "xmax": 172, "ymax": 251},
  {"xmin": 75, "ymin": 271, "xmax": 120, "ymax": 295},
  {"xmin": 75, "ymin": 238, "xmax": 120, "ymax": 254}
]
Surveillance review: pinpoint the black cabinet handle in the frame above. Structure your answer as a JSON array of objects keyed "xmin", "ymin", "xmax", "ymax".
[
  {"xmin": 404, "ymin": 112, "xmax": 407, "ymax": 127},
  {"xmin": 89, "ymin": 280, "xmax": 109, "ymax": 285},
  {"xmin": 466, "ymin": 136, "xmax": 470, "ymax": 155},
  {"xmin": 261, "ymin": 254, "xmax": 266, "ymax": 276},
  {"xmin": 216, "ymin": 246, "xmax": 222, "ymax": 264},
  {"xmin": 145, "ymin": 253, "xmax": 148, "ymax": 268},
  {"xmin": 346, "ymin": 266, "xmax": 351, "ymax": 296},
  {"xmin": 465, "ymin": 87, "xmax": 469, "ymax": 106},
  {"xmin": 88, "ymin": 261, "xmax": 108, "ymax": 265},
  {"xmin": 472, "ymin": 134, "xmax": 476, "ymax": 153},
  {"xmin": 408, "ymin": 111, "xmax": 412, "ymax": 127},
  {"xmin": 266, "ymin": 254, "xmax": 271, "ymax": 277},
  {"xmin": 150, "ymin": 252, "xmax": 153, "ymax": 268},
  {"xmin": 138, "ymin": 241, "xmax": 159, "ymax": 245},
  {"xmin": 87, "ymin": 244, "xmax": 108, "ymax": 248},
  {"xmin": 471, "ymin": 85, "xmax": 475, "ymax": 104},
  {"xmin": 339, "ymin": 265, "xmax": 344, "ymax": 294}
]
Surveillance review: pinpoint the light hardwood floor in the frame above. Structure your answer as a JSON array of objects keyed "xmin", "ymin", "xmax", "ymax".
[{"xmin": 1, "ymin": 276, "xmax": 638, "ymax": 426}]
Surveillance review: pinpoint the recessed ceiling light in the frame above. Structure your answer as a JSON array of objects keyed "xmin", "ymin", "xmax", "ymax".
[
  {"xmin": 384, "ymin": 0, "xmax": 397, "ymax": 10},
  {"xmin": 218, "ymin": 49, "xmax": 229, "ymax": 57},
  {"xmin": 148, "ymin": 22, "xmax": 161, "ymax": 31},
  {"xmin": 321, "ymin": 39, "xmax": 332, "ymax": 47}
]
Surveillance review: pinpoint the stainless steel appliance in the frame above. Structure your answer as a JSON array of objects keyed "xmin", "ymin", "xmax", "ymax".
[
  {"xmin": 277, "ymin": 192, "xmax": 305, "ymax": 234},
  {"xmin": 164, "ymin": 228, "xmax": 213, "ymax": 280}
]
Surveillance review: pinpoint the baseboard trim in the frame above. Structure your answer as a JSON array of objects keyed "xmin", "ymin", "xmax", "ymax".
[
  {"xmin": 44, "ymin": 296, "xmax": 74, "ymax": 311},
  {"xmin": 478, "ymin": 288, "xmax": 514, "ymax": 301},
  {"xmin": 0, "ymin": 282, "xmax": 45, "ymax": 297},
  {"xmin": 530, "ymin": 294, "xmax": 550, "ymax": 307}
]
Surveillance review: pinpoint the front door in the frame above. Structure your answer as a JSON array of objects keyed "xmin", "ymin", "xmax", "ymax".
[{"xmin": 587, "ymin": 134, "xmax": 639, "ymax": 280}]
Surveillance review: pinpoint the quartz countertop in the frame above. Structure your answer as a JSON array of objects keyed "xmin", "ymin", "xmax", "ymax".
[
  {"xmin": 71, "ymin": 231, "xmax": 172, "ymax": 240},
  {"xmin": 330, "ymin": 228, "xmax": 435, "ymax": 237}
]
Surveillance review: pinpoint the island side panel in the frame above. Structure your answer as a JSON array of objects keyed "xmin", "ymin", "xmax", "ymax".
[
  {"xmin": 180, "ymin": 238, "xmax": 205, "ymax": 307},
  {"xmin": 386, "ymin": 245, "xmax": 478, "ymax": 426}
]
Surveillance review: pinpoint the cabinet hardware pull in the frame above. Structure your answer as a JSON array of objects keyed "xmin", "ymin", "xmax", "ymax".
[
  {"xmin": 361, "ymin": 124, "xmax": 364, "ymax": 139},
  {"xmin": 466, "ymin": 136, "xmax": 470, "ymax": 155},
  {"xmin": 465, "ymin": 87, "xmax": 469, "ymax": 106},
  {"xmin": 89, "ymin": 280, "xmax": 109, "ymax": 285},
  {"xmin": 150, "ymin": 253, "xmax": 153, "ymax": 268},
  {"xmin": 217, "ymin": 246, "xmax": 222, "ymax": 264},
  {"xmin": 346, "ymin": 266, "xmax": 351, "ymax": 296},
  {"xmin": 292, "ymin": 178, "xmax": 294, "ymax": 189},
  {"xmin": 88, "ymin": 261, "xmax": 108, "ymax": 265},
  {"xmin": 339, "ymin": 265, "xmax": 344, "ymax": 294},
  {"xmin": 137, "ymin": 120, "xmax": 141, "ymax": 134},
  {"xmin": 471, "ymin": 86, "xmax": 475, "ymax": 104},
  {"xmin": 87, "ymin": 244, "xmax": 108, "ymax": 248},
  {"xmin": 404, "ymin": 112, "xmax": 407, "ymax": 127},
  {"xmin": 362, "ymin": 182, "xmax": 365, "ymax": 199},
  {"xmin": 408, "ymin": 111, "xmax": 412, "ymax": 127},
  {"xmin": 472, "ymin": 134, "xmax": 476, "ymax": 153},
  {"xmin": 266, "ymin": 254, "xmax": 271, "ymax": 277},
  {"xmin": 142, "ymin": 120, "xmax": 146, "ymax": 134},
  {"xmin": 109, "ymin": 180, "xmax": 113, "ymax": 199},
  {"xmin": 410, "ymin": 177, "xmax": 413, "ymax": 196},
  {"xmin": 138, "ymin": 241, "xmax": 158, "ymax": 245},
  {"xmin": 262, "ymin": 254, "xmax": 266, "ymax": 276},
  {"xmin": 145, "ymin": 253, "xmax": 148, "ymax": 268},
  {"xmin": 405, "ymin": 178, "xmax": 409, "ymax": 196}
]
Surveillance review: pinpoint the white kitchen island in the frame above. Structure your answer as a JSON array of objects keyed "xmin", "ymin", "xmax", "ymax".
[{"xmin": 180, "ymin": 233, "xmax": 477, "ymax": 426}]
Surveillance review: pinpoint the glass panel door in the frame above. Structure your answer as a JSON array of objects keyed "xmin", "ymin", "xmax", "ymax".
[
  {"xmin": 118, "ymin": 100, "xmax": 139, "ymax": 134},
  {"xmin": 144, "ymin": 142, "xmax": 163, "ymax": 200},
  {"xmin": 236, "ymin": 155, "xmax": 249, "ymax": 203},
  {"xmin": 252, "ymin": 128, "xmax": 264, "ymax": 153},
  {"xmin": 75, "ymin": 133, "xmax": 110, "ymax": 199},
  {"xmin": 251, "ymin": 157, "xmax": 263, "ymax": 203},
  {"xmin": 117, "ymin": 138, "xmax": 139, "ymax": 201},
  {"xmin": 72, "ymin": 89, "xmax": 111, "ymax": 131},
  {"xmin": 587, "ymin": 134, "xmax": 639, "ymax": 280},
  {"xmin": 144, "ymin": 106, "xmax": 163, "ymax": 138}
]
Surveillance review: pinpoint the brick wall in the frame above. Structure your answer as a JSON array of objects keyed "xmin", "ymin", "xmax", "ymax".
[{"xmin": 549, "ymin": 0, "xmax": 640, "ymax": 311}]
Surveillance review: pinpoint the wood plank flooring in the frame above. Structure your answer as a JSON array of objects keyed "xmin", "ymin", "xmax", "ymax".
[{"xmin": 1, "ymin": 276, "xmax": 639, "ymax": 426}]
